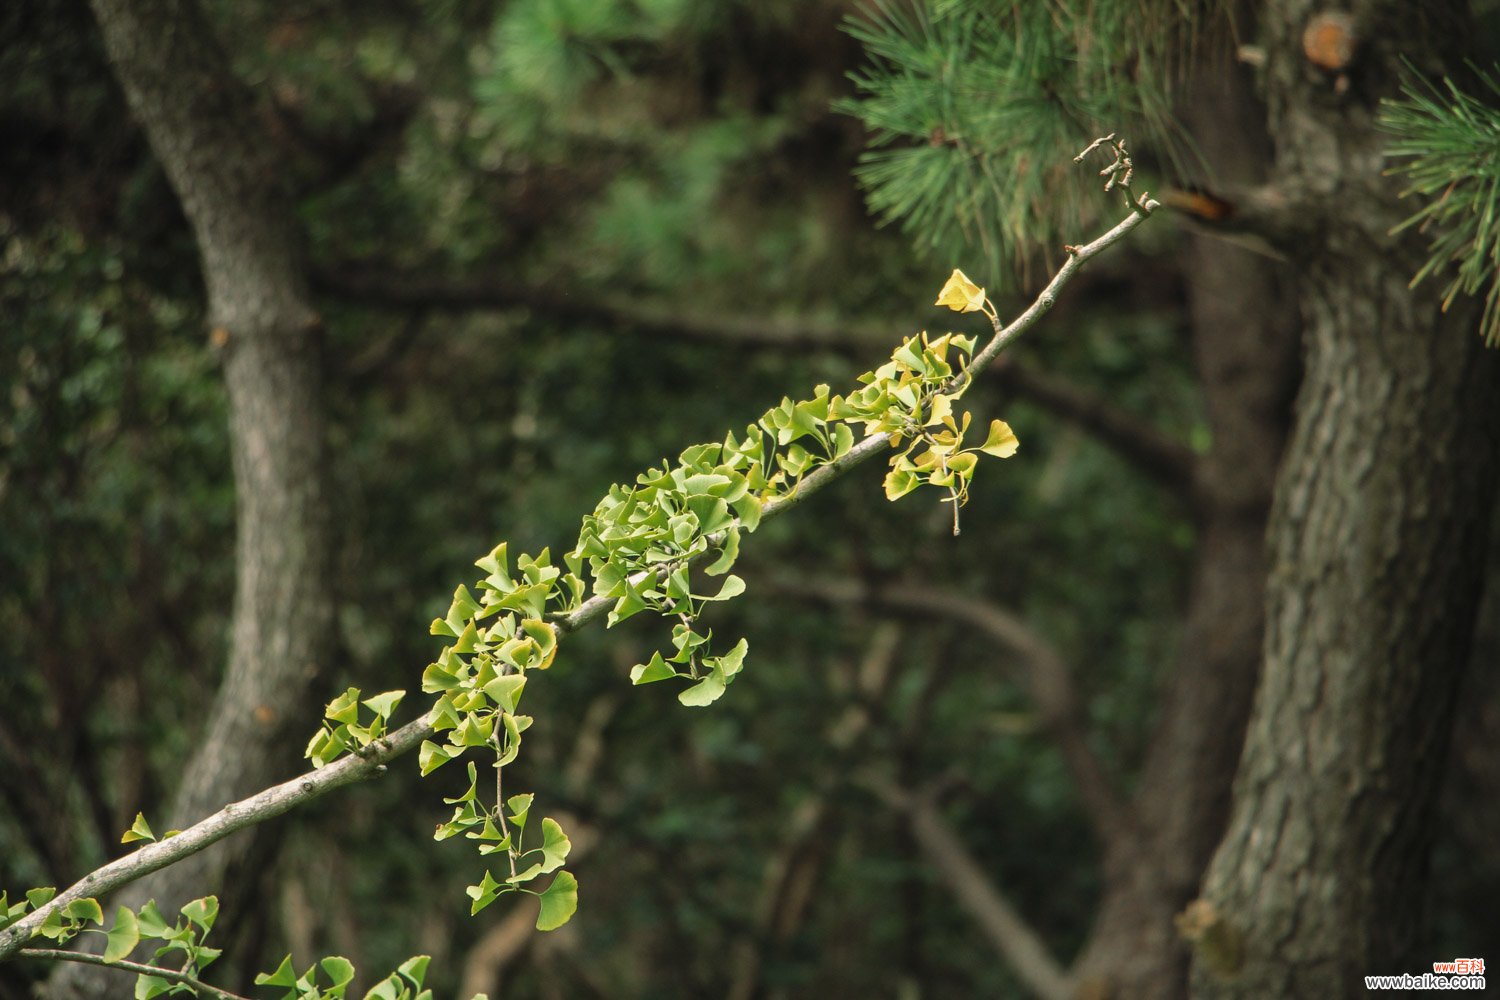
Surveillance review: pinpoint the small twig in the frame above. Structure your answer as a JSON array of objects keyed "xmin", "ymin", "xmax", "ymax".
[
  {"xmin": 17, "ymin": 948, "xmax": 250, "ymax": 1000},
  {"xmin": 1075, "ymin": 133, "xmax": 1153, "ymax": 216},
  {"xmin": 495, "ymin": 753, "xmax": 517, "ymax": 880}
]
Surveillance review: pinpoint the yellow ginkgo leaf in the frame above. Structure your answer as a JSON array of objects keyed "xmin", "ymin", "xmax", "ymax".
[
  {"xmin": 978, "ymin": 419, "xmax": 1020, "ymax": 458},
  {"xmin": 935, "ymin": 269, "xmax": 987, "ymax": 313}
]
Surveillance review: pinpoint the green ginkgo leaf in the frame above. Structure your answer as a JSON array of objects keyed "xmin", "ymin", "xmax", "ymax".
[
  {"xmin": 121, "ymin": 812, "xmax": 156, "ymax": 845},
  {"xmin": 103, "ymin": 906, "xmax": 138, "ymax": 963},
  {"xmin": 535, "ymin": 871, "xmax": 578, "ymax": 931}
]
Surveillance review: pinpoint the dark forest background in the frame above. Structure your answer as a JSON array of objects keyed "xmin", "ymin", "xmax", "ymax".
[{"xmin": 3, "ymin": 1, "xmax": 1498, "ymax": 998}]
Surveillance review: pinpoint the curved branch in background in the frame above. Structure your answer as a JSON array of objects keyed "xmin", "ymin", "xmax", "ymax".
[
  {"xmin": 455, "ymin": 900, "xmax": 542, "ymax": 1000},
  {"xmin": 773, "ymin": 575, "xmax": 1135, "ymax": 848},
  {"xmin": 869, "ymin": 781, "xmax": 1073, "ymax": 1000},
  {"xmin": 988, "ymin": 357, "xmax": 1197, "ymax": 498},
  {"xmin": 311, "ymin": 265, "xmax": 1198, "ymax": 502},
  {"xmin": 726, "ymin": 623, "xmax": 903, "ymax": 1000},
  {"xmin": 1, "ymin": 192, "xmax": 1157, "ymax": 970}
]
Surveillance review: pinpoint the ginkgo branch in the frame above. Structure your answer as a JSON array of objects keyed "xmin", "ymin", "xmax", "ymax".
[
  {"xmin": 0, "ymin": 180, "xmax": 1156, "ymax": 965},
  {"xmin": 0, "ymin": 717, "xmax": 435, "ymax": 959},
  {"xmin": 554, "ymin": 193, "xmax": 1159, "ymax": 635},
  {"xmin": 17, "ymin": 949, "xmax": 250, "ymax": 1000}
]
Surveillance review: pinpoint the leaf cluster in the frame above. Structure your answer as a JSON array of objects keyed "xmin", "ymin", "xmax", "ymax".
[
  {"xmin": 299, "ymin": 270, "xmax": 1019, "ymax": 933},
  {"xmin": 5, "ymin": 886, "xmax": 472, "ymax": 1000},
  {"xmin": 4, "ymin": 890, "xmax": 222, "ymax": 999},
  {"xmin": 256, "ymin": 950, "xmax": 445, "ymax": 1000},
  {"xmin": 305, "ymin": 689, "xmax": 407, "ymax": 767}
]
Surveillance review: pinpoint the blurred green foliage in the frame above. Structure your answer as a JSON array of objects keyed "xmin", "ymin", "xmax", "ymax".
[{"xmin": 0, "ymin": 0, "xmax": 1219, "ymax": 996}]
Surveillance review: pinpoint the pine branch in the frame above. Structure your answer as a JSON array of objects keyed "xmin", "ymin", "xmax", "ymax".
[
  {"xmin": 839, "ymin": 1, "xmax": 1189, "ymax": 279},
  {"xmin": 1381, "ymin": 63, "xmax": 1500, "ymax": 346}
]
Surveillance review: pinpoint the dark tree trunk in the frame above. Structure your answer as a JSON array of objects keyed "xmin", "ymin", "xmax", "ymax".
[
  {"xmin": 1071, "ymin": 30, "xmax": 1300, "ymax": 1000},
  {"xmin": 51, "ymin": 1, "xmax": 335, "ymax": 995},
  {"xmin": 1190, "ymin": 2, "xmax": 1500, "ymax": 997}
]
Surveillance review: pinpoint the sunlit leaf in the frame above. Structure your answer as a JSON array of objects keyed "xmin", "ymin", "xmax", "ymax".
[
  {"xmin": 64, "ymin": 898, "xmax": 103, "ymax": 925},
  {"xmin": 884, "ymin": 469, "xmax": 919, "ymax": 500},
  {"xmin": 134, "ymin": 974, "xmax": 172, "ymax": 999},
  {"xmin": 935, "ymin": 268, "xmax": 986, "ymax": 313},
  {"xmin": 397, "ymin": 955, "xmax": 431, "ymax": 987},
  {"xmin": 979, "ymin": 419, "xmax": 1020, "ymax": 458},
  {"xmin": 699, "ymin": 574, "xmax": 745, "ymax": 602},
  {"xmin": 418, "ymin": 740, "xmax": 453, "ymax": 776},
  {"xmin": 466, "ymin": 871, "xmax": 505, "ymax": 916},
  {"xmin": 181, "ymin": 896, "xmax": 217, "ymax": 932},
  {"xmin": 362, "ymin": 690, "xmax": 405, "ymax": 721},
  {"xmin": 538, "ymin": 818, "xmax": 572, "ymax": 874},
  {"xmin": 136, "ymin": 901, "xmax": 169, "ymax": 938},
  {"xmin": 507, "ymin": 793, "xmax": 534, "ymax": 833},
  {"xmin": 255, "ymin": 955, "xmax": 298, "ymax": 988},
  {"xmin": 324, "ymin": 687, "xmax": 361, "ymax": 725},
  {"xmin": 121, "ymin": 813, "xmax": 156, "ymax": 845},
  {"xmin": 320, "ymin": 956, "xmax": 356, "ymax": 994},
  {"xmin": 482, "ymin": 675, "xmax": 527, "ymax": 713}
]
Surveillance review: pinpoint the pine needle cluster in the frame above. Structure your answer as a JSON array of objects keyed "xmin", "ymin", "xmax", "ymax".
[
  {"xmin": 1382, "ymin": 64, "xmax": 1500, "ymax": 346},
  {"xmin": 838, "ymin": 0, "xmax": 1198, "ymax": 286}
]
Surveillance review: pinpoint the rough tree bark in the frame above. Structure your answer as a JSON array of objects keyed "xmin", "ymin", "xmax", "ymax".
[
  {"xmin": 1069, "ymin": 27, "xmax": 1300, "ymax": 1000},
  {"xmin": 1190, "ymin": 2, "xmax": 1500, "ymax": 998},
  {"xmin": 51, "ymin": 1, "xmax": 336, "ymax": 995}
]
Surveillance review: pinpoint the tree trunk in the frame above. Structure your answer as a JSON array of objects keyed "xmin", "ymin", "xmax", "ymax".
[
  {"xmin": 1070, "ymin": 29, "xmax": 1300, "ymax": 1000},
  {"xmin": 1190, "ymin": 3, "xmax": 1500, "ymax": 997},
  {"xmin": 51, "ymin": 1, "xmax": 335, "ymax": 995}
]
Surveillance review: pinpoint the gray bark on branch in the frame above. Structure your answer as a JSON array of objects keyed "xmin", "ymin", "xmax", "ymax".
[{"xmin": 0, "ymin": 714, "xmax": 436, "ymax": 961}]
